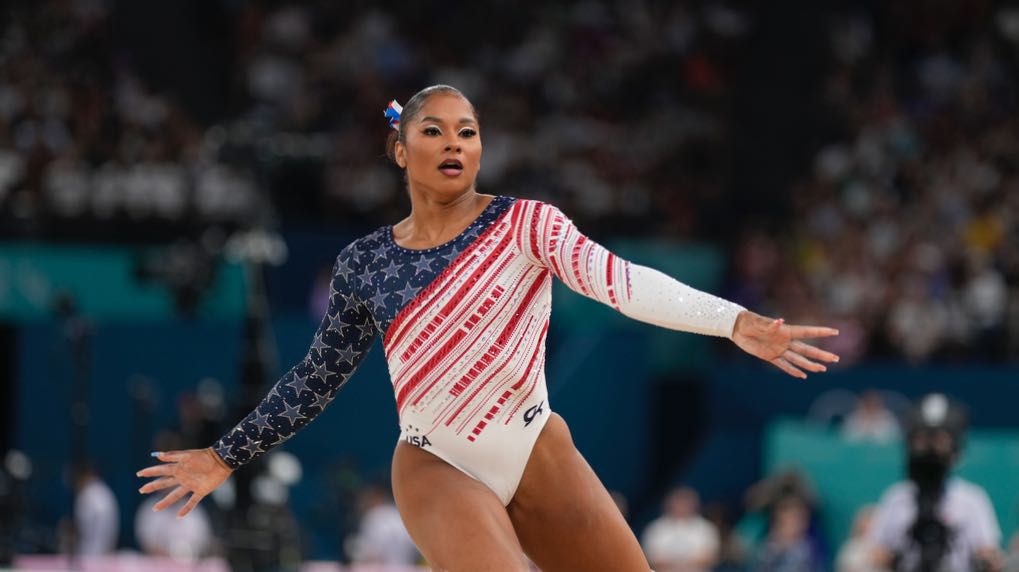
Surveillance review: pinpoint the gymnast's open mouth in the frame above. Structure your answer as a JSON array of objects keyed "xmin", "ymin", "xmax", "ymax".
[{"xmin": 438, "ymin": 159, "xmax": 463, "ymax": 176}]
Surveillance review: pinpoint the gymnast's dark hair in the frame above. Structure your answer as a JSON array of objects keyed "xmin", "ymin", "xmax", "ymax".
[{"xmin": 385, "ymin": 85, "xmax": 478, "ymax": 165}]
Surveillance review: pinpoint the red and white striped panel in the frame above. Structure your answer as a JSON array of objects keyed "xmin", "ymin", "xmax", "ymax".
[{"xmin": 381, "ymin": 199, "xmax": 631, "ymax": 442}]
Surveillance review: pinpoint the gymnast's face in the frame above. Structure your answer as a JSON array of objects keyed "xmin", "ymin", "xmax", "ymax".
[{"xmin": 394, "ymin": 93, "xmax": 482, "ymax": 197}]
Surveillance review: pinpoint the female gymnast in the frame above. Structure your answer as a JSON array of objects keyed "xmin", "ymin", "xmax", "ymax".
[{"xmin": 137, "ymin": 85, "xmax": 840, "ymax": 571}]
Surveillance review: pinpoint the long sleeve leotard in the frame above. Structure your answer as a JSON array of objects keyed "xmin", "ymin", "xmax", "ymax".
[{"xmin": 213, "ymin": 197, "xmax": 743, "ymax": 502}]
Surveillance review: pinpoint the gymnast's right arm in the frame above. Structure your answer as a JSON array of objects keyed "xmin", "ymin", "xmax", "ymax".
[{"xmin": 137, "ymin": 249, "xmax": 378, "ymax": 516}]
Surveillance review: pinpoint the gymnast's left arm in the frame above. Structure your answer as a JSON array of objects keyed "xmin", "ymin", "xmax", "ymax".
[{"xmin": 524, "ymin": 202, "xmax": 839, "ymax": 378}]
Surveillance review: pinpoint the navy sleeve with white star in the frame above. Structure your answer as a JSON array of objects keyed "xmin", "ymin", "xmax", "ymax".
[{"xmin": 212, "ymin": 248, "xmax": 378, "ymax": 469}]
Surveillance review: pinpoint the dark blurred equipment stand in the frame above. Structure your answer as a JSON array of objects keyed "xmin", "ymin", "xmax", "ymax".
[
  {"xmin": 52, "ymin": 294, "xmax": 92, "ymax": 569},
  {"xmin": 134, "ymin": 236, "xmax": 223, "ymax": 318},
  {"xmin": 0, "ymin": 325, "xmax": 13, "ymax": 455},
  {"xmin": 0, "ymin": 450, "xmax": 32, "ymax": 566},
  {"xmin": 0, "ymin": 324, "xmax": 25, "ymax": 565},
  {"xmin": 223, "ymin": 227, "xmax": 302, "ymax": 572},
  {"xmin": 134, "ymin": 224, "xmax": 300, "ymax": 571},
  {"xmin": 220, "ymin": 126, "xmax": 302, "ymax": 570}
]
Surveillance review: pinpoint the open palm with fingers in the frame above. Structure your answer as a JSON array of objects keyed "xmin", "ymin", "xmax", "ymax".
[
  {"xmin": 731, "ymin": 311, "xmax": 840, "ymax": 379},
  {"xmin": 137, "ymin": 448, "xmax": 233, "ymax": 518}
]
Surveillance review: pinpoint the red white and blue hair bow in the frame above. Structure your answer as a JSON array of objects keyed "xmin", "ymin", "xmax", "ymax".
[{"xmin": 384, "ymin": 100, "xmax": 403, "ymax": 131}]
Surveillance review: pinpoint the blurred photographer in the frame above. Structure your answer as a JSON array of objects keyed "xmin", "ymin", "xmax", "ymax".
[{"xmin": 869, "ymin": 394, "xmax": 1002, "ymax": 572}]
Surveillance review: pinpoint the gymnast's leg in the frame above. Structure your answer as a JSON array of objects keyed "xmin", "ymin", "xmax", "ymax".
[
  {"xmin": 508, "ymin": 413, "xmax": 651, "ymax": 572},
  {"xmin": 391, "ymin": 441, "xmax": 529, "ymax": 572}
]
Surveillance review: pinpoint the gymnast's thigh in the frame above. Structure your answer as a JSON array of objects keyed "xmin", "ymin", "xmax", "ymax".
[
  {"xmin": 391, "ymin": 441, "xmax": 529, "ymax": 572},
  {"xmin": 507, "ymin": 413, "xmax": 651, "ymax": 572}
]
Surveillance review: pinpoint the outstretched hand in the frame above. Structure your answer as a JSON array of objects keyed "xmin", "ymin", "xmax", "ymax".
[
  {"xmin": 137, "ymin": 447, "xmax": 233, "ymax": 518},
  {"xmin": 731, "ymin": 311, "xmax": 840, "ymax": 379}
]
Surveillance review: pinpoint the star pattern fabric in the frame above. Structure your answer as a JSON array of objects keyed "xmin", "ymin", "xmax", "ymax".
[{"xmin": 212, "ymin": 196, "xmax": 516, "ymax": 468}]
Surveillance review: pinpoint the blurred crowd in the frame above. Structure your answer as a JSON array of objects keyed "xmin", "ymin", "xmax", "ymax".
[
  {"xmin": 728, "ymin": 3, "xmax": 1019, "ymax": 364},
  {"xmin": 0, "ymin": 0, "xmax": 751, "ymax": 240},
  {"xmin": 0, "ymin": 1, "xmax": 260, "ymax": 241},
  {"xmin": 3, "ymin": 1, "xmax": 1016, "ymax": 363},
  {"xmin": 192, "ymin": 0, "xmax": 751, "ymax": 235},
  {"xmin": 4, "ymin": 0, "xmax": 1016, "ymax": 362}
]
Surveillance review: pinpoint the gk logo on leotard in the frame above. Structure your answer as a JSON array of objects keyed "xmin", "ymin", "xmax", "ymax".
[
  {"xmin": 523, "ymin": 401, "xmax": 545, "ymax": 427},
  {"xmin": 405, "ymin": 434, "xmax": 432, "ymax": 447}
]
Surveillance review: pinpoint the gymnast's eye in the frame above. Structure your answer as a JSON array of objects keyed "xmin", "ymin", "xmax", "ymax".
[
  {"xmin": 459, "ymin": 128, "xmax": 477, "ymax": 138},
  {"xmin": 422, "ymin": 126, "xmax": 441, "ymax": 136}
]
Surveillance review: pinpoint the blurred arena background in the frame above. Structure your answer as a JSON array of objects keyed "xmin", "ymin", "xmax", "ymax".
[{"xmin": 0, "ymin": 0, "xmax": 1017, "ymax": 570}]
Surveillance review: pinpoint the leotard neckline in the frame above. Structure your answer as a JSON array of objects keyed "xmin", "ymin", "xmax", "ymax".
[{"xmin": 384, "ymin": 194, "xmax": 509, "ymax": 255}]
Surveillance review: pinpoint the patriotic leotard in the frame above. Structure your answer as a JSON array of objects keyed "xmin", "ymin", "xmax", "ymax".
[{"xmin": 213, "ymin": 196, "xmax": 744, "ymax": 504}]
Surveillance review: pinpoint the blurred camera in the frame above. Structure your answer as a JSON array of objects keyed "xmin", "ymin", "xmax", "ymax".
[{"xmin": 901, "ymin": 394, "xmax": 967, "ymax": 572}]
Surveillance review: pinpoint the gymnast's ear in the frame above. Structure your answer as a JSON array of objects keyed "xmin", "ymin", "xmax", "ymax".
[
  {"xmin": 385, "ymin": 129, "xmax": 406, "ymax": 169},
  {"xmin": 394, "ymin": 139, "xmax": 407, "ymax": 169}
]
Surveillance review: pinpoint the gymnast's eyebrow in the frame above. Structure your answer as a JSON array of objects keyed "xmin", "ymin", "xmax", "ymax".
[{"xmin": 419, "ymin": 116, "xmax": 477, "ymax": 125}]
